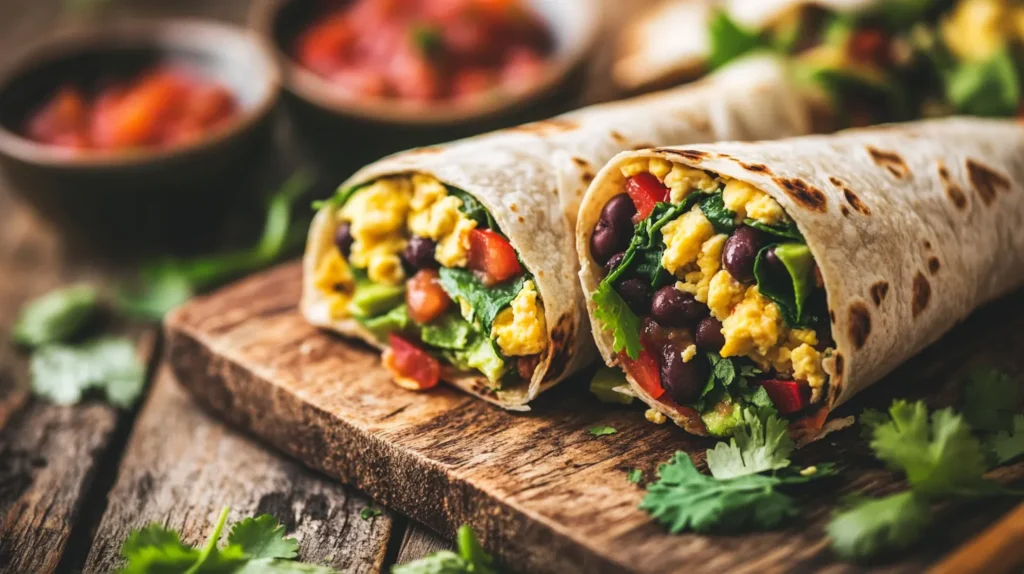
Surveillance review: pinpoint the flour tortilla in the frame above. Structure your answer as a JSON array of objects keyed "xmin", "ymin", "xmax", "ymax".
[
  {"xmin": 578, "ymin": 117, "xmax": 1024, "ymax": 433},
  {"xmin": 302, "ymin": 55, "xmax": 816, "ymax": 410}
]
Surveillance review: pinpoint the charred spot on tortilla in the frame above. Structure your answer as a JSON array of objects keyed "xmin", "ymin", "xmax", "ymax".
[
  {"xmin": 740, "ymin": 162, "xmax": 772, "ymax": 174},
  {"xmin": 848, "ymin": 302, "xmax": 871, "ymax": 350},
  {"xmin": 928, "ymin": 257, "xmax": 941, "ymax": 275},
  {"xmin": 774, "ymin": 177, "xmax": 828, "ymax": 212},
  {"xmin": 544, "ymin": 314, "xmax": 575, "ymax": 381},
  {"xmin": 830, "ymin": 177, "xmax": 871, "ymax": 216},
  {"xmin": 510, "ymin": 203, "xmax": 518, "ymax": 212},
  {"xmin": 866, "ymin": 146, "xmax": 911, "ymax": 179},
  {"xmin": 610, "ymin": 130, "xmax": 628, "ymax": 144},
  {"xmin": 912, "ymin": 272, "xmax": 931, "ymax": 318},
  {"xmin": 923, "ymin": 240, "xmax": 932, "ymax": 250},
  {"xmin": 631, "ymin": 143, "xmax": 655, "ymax": 151},
  {"xmin": 937, "ymin": 162, "xmax": 968, "ymax": 210},
  {"xmin": 829, "ymin": 309, "xmax": 836, "ymax": 324},
  {"xmin": 870, "ymin": 281, "xmax": 889, "ymax": 307},
  {"xmin": 571, "ymin": 157, "xmax": 591, "ymax": 170},
  {"xmin": 582, "ymin": 171, "xmax": 595, "ymax": 184},
  {"xmin": 658, "ymin": 149, "xmax": 708, "ymax": 162},
  {"xmin": 840, "ymin": 205, "xmax": 851, "ymax": 217},
  {"xmin": 966, "ymin": 159, "xmax": 1011, "ymax": 206},
  {"xmin": 517, "ymin": 215, "xmax": 525, "ymax": 223},
  {"xmin": 834, "ymin": 353, "xmax": 844, "ymax": 377}
]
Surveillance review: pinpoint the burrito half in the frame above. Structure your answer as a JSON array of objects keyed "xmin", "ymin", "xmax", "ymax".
[
  {"xmin": 301, "ymin": 56, "xmax": 816, "ymax": 410},
  {"xmin": 578, "ymin": 117, "xmax": 1024, "ymax": 436}
]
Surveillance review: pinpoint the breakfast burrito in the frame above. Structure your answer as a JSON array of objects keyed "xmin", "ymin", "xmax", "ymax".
[
  {"xmin": 301, "ymin": 55, "xmax": 817, "ymax": 409},
  {"xmin": 578, "ymin": 117, "xmax": 1024, "ymax": 436}
]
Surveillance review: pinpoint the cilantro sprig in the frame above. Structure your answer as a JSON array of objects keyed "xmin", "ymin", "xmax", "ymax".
[
  {"xmin": 392, "ymin": 525, "xmax": 497, "ymax": 574},
  {"xmin": 120, "ymin": 507, "xmax": 335, "ymax": 573}
]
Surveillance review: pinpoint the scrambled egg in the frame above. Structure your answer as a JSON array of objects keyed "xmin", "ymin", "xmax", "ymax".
[
  {"xmin": 677, "ymin": 233, "xmax": 727, "ymax": 303},
  {"xmin": 492, "ymin": 280, "xmax": 547, "ymax": 356},
  {"xmin": 407, "ymin": 174, "xmax": 476, "ymax": 268},
  {"xmin": 340, "ymin": 178, "xmax": 411, "ymax": 285},
  {"xmin": 645, "ymin": 408, "xmax": 668, "ymax": 424},
  {"xmin": 314, "ymin": 250, "xmax": 355, "ymax": 318},
  {"xmin": 706, "ymin": 269, "xmax": 747, "ymax": 320},
  {"xmin": 720, "ymin": 285, "xmax": 783, "ymax": 361},
  {"xmin": 722, "ymin": 179, "xmax": 788, "ymax": 226},
  {"xmin": 941, "ymin": 0, "xmax": 1023, "ymax": 62},
  {"xmin": 661, "ymin": 210, "xmax": 714, "ymax": 276},
  {"xmin": 681, "ymin": 344, "xmax": 697, "ymax": 363},
  {"xmin": 664, "ymin": 164, "xmax": 719, "ymax": 204}
]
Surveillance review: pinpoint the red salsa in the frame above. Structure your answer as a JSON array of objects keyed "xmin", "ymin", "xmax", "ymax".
[
  {"xmin": 294, "ymin": 0, "xmax": 553, "ymax": 103},
  {"xmin": 24, "ymin": 66, "xmax": 239, "ymax": 151}
]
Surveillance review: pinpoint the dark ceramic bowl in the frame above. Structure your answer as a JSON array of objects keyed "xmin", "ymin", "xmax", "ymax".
[
  {"xmin": 0, "ymin": 19, "xmax": 282, "ymax": 253},
  {"xmin": 250, "ymin": 0, "xmax": 600, "ymax": 176}
]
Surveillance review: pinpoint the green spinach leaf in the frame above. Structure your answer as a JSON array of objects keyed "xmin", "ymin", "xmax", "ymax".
[
  {"xmin": 708, "ymin": 10, "xmax": 769, "ymax": 70},
  {"xmin": 945, "ymin": 49, "xmax": 1022, "ymax": 117},
  {"xmin": 699, "ymin": 192, "xmax": 735, "ymax": 234},
  {"xmin": 448, "ymin": 187, "xmax": 498, "ymax": 231},
  {"xmin": 753, "ymin": 243, "xmax": 815, "ymax": 327},
  {"xmin": 437, "ymin": 268, "xmax": 529, "ymax": 330},
  {"xmin": 744, "ymin": 219, "xmax": 803, "ymax": 241}
]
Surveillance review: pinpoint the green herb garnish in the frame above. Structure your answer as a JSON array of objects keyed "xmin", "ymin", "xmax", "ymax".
[
  {"xmin": 589, "ymin": 425, "xmax": 618, "ymax": 437},
  {"xmin": 30, "ymin": 337, "xmax": 145, "ymax": 408},
  {"xmin": 13, "ymin": 284, "xmax": 100, "ymax": 347},
  {"xmin": 392, "ymin": 525, "xmax": 497, "ymax": 574}
]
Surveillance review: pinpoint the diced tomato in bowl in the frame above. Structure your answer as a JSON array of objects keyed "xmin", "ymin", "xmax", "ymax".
[
  {"xmin": 468, "ymin": 229, "xmax": 522, "ymax": 285},
  {"xmin": 384, "ymin": 334, "xmax": 441, "ymax": 391}
]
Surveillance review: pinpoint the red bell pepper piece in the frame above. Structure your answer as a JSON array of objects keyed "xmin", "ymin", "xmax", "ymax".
[
  {"xmin": 619, "ymin": 349, "xmax": 664, "ymax": 400},
  {"xmin": 759, "ymin": 379, "xmax": 810, "ymax": 415},
  {"xmin": 406, "ymin": 269, "xmax": 452, "ymax": 324},
  {"xmin": 468, "ymin": 228, "xmax": 522, "ymax": 285},
  {"xmin": 625, "ymin": 173, "xmax": 669, "ymax": 222},
  {"xmin": 383, "ymin": 334, "xmax": 441, "ymax": 391}
]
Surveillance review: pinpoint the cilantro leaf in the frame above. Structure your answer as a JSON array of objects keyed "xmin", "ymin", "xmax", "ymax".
[
  {"xmin": 13, "ymin": 284, "xmax": 100, "ymax": 347},
  {"xmin": 437, "ymin": 268, "xmax": 529, "ymax": 331},
  {"xmin": 963, "ymin": 368, "xmax": 1021, "ymax": 434},
  {"xmin": 120, "ymin": 170, "xmax": 313, "ymax": 320},
  {"xmin": 227, "ymin": 515, "xmax": 299, "ymax": 560},
  {"xmin": 31, "ymin": 337, "xmax": 145, "ymax": 408},
  {"xmin": 870, "ymin": 401, "xmax": 993, "ymax": 496},
  {"xmin": 591, "ymin": 282, "xmax": 643, "ymax": 359},
  {"xmin": 698, "ymin": 192, "xmax": 735, "ymax": 234},
  {"xmin": 640, "ymin": 453, "xmax": 798, "ymax": 534},
  {"xmin": 360, "ymin": 507, "xmax": 383, "ymax": 520},
  {"xmin": 707, "ymin": 10, "xmax": 769, "ymax": 70},
  {"xmin": 589, "ymin": 425, "xmax": 618, "ymax": 437},
  {"xmin": 706, "ymin": 409, "xmax": 794, "ymax": 479},
  {"xmin": 945, "ymin": 49, "xmax": 1021, "ymax": 118},
  {"xmin": 858, "ymin": 408, "xmax": 888, "ymax": 440},
  {"xmin": 627, "ymin": 469, "xmax": 644, "ymax": 484},
  {"xmin": 392, "ymin": 525, "xmax": 496, "ymax": 574},
  {"xmin": 990, "ymin": 414, "xmax": 1024, "ymax": 465},
  {"xmin": 826, "ymin": 491, "xmax": 932, "ymax": 561}
]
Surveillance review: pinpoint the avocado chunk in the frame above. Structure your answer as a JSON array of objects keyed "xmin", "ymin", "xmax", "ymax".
[
  {"xmin": 701, "ymin": 400, "xmax": 743, "ymax": 437},
  {"xmin": 348, "ymin": 283, "xmax": 406, "ymax": 318},
  {"xmin": 590, "ymin": 367, "xmax": 635, "ymax": 405}
]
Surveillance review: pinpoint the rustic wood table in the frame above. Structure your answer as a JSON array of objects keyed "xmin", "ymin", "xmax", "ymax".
[{"xmin": 0, "ymin": 0, "xmax": 647, "ymax": 572}]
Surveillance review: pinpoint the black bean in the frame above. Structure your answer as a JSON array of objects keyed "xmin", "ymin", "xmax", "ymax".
[
  {"xmin": 590, "ymin": 222, "xmax": 629, "ymax": 266},
  {"xmin": 600, "ymin": 194, "xmax": 637, "ymax": 229},
  {"xmin": 402, "ymin": 236, "xmax": 438, "ymax": 270},
  {"xmin": 651, "ymin": 286, "xmax": 708, "ymax": 328},
  {"xmin": 659, "ymin": 344, "xmax": 708, "ymax": 404},
  {"xmin": 605, "ymin": 252, "xmax": 626, "ymax": 273},
  {"xmin": 722, "ymin": 226, "xmax": 764, "ymax": 283},
  {"xmin": 695, "ymin": 317, "xmax": 725, "ymax": 352},
  {"xmin": 334, "ymin": 222, "xmax": 354, "ymax": 257},
  {"xmin": 616, "ymin": 278, "xmax": 651, "ymax": 315}
]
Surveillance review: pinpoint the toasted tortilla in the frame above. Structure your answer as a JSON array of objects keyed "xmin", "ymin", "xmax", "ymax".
[
  {"xmin": 302, "ymin": 55, "xmax": 816, "ymax": 410},
  {"xmin": 578, "ymin": 117, "xmax": 1024, "ymax": 433}
]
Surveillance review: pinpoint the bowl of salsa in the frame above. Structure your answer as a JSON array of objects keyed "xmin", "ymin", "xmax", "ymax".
[
  {"xmin": 0, "ymin": 19, "xmax": 281, "ymax": 250},
  {"xmin": 253, "ymin": 0, "xmax": 599, "ymax": 126}
]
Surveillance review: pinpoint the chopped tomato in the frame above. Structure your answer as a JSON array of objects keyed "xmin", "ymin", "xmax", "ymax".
[
  {"xmin": 619, "ymin": 349, "xmax": 664, "ymax": 400},
  {"xmin": 296, "ymin": 14, "xmax": 353, "ymax": 77},
  {"xmin": 406, "ymin": 269, "xmax": 452, "ymax": 324},
  {"xmin": 91, "ymin": 71, "xmax": 186, "ymax": 148},
  {"xmin": 759, "ymin": 379, "xmax": 810, "ymax": 415},
  {"xmin": 452, "ymin": 68, "xmax": 496, "ymax": 99},
  {"xmin": 847, "ymin": 27, "xmax": 891, "ymax": 68},
  {"xmin": 25, "ymin": 86, "xmax": 88, "ymax": 144},
  {"xmin": 383, "ymin": 334, "xmax": 441, "ymax": 391},
  {"xmin": 468, "ymin": 229, "xmax": 522, "ymax": 285},
  {"xmin": 625, "ymin": 173, "xmax": 669, "ymax": 222}
]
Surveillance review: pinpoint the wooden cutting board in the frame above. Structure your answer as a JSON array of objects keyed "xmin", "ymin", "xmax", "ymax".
[{"xmin": 166, "ymin": 261, "xmax": 1024, "ymax": 574}]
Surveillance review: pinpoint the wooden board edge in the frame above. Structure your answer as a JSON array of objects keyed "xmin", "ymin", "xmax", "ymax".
[{"xmin": 164, "ymin": 315, "xmax": 632, "ymax": 574}]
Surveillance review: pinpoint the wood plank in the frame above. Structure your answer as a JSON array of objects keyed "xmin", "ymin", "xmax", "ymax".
[
  {"xmin": 83, "ymin": 365, "xmax": 397, "ymax": 573},
  {"xmin": 165, "ymin": 262, "xmax": 1024, "ymax": 574},
  {"xmin": 395, "ymin": 523, "xmax": 453, "ymax": 567}
]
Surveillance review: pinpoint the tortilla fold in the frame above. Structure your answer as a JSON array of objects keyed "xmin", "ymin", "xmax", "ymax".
[
  {"xmin": 578, "ymin": 117, "xmax": 1024, "ymax": 434},
  {"xmin": 302, "ymin": 55, "xmax": 815, "ymax": 410}
]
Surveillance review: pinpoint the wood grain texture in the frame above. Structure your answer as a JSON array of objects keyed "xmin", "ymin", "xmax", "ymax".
[
  {"xmin": 394, "ymin": 523, "xmax": 451, "ymax": 567},
  {"xmin": 83, "ymin": 366, "xmax": 397, "ymax": 573},
  {"xmin": 167, "ymin": 262, "xmax": 1024, "ymax": 574}
]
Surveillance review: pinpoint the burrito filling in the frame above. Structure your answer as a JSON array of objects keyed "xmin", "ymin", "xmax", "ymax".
[
  {"xmin": 589, "ymin": 158, "xmax": 833, "ymax": 436},
  {"xmin": 313, "ymin": 174, "xmax": 545, "ymax": 391}
]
